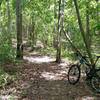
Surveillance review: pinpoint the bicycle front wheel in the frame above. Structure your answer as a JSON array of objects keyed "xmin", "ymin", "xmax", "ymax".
[{"xmin": 68, "ymin": 64, "xmax": 81, "ymax": 85}]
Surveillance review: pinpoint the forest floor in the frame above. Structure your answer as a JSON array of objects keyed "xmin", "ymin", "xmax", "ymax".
[{"xmin": 0, "ymin": 51, "xmax": 100, "ymax": 100}]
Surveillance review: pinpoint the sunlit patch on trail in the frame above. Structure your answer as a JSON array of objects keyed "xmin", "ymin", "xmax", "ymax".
[
  {"xmin": 76, "ymin": 96, "xmax": 96, "ymax": 100},
  {"xmin": 40, "ymin": 71, "xmax": 67, "ymax": 80},
  {"xmin": 24, "ymin": 56, "xmax": 55, "ymax": 63},
  {"xmin": 0, "ymin": 95, "xmax": 19, "ymax": 100}
]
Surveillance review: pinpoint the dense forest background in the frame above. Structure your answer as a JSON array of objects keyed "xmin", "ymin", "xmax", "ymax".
[
  {"xmin": 0, "ymin": 0, "xmax": 100, "ymax": 62},
  {"xmin": 0, "ymin": 0, "xmax": 100, "ymax": 99}
]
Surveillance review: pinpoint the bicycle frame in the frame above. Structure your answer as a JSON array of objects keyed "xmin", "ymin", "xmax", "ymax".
[
  {"xmin": 76, "ymin": 51, "xmax": 100, "ymax": 78},
  {"xmin": 75, "ymin": 50, "xmax": 100, "ymax": 67},
  {"xmin": 75, "ymin": 51, "xmax": 90, "ymax": 65}
]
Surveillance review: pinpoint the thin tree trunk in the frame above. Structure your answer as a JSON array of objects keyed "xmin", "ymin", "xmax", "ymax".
[
  {"xmin": 53, "ymin": 0, "xmax": 57, "ymax": 48},
  {"xmin": 16, "ymin": 0, "xmax": 23, "ymax": 59},
  {"xmin": 7, "ymin": 0, "xmax": 11, "ymax": 44},
  {"xmin": 96, "ymin": 0, "xmax": 100, "ymax": 34},
  {"xmin": 86, "ymin": 1, "xmax": 91, "ymax": 48},
  {"xmin": 73, "ymin": 0, "xmax": 94, "ymax": 64},
  {"xmin": 31, "ymin": 21, "xmax": 35, "ymax": 50},
  {"xmin": 56, "ymin": 0, "xmax": 62, "ymax": 63},
  {"xmin": 61, "ymin": 0, "xmax": 65, "ymax": 31}
]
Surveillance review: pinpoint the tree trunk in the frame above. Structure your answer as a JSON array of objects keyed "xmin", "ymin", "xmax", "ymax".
[
  {"xmin": 0, "ymin": 1, "xmax": 2, "ymax": 7},
  {"xmin": 61, "ymin": 0, "xmax": 65, "ymax": 32},
  {"xmin": 31, "ymin": 21, "xmax": 35, "ymax": 50},
  {"xmin": 16, "ymin": 0, "xmax": 23, "ymax": 59},
  {"xmin": 56, "ymin": 0, "xmax": 62, "ymax": 63},
  {"xmin": 53, "ymin": 0, "xmax": 57, "ymax": 48},
  {"xmin": 73, "ymin": 0, "xmax": 94, "ymax": 64},
  {"xmin": 96, "ymin": 0, "xmax": 100, "ymax": 34},
  {"xmin": 86, "ymin": 1, "xmax": 91, "ymax": 48},
  {"xmin": 7, "ymin": 0, "xmax": 12, "ymax": 44}
]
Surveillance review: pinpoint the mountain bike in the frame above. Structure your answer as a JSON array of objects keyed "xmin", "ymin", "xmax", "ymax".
[{"xmin": 68, "ymin": 50, "xmax": 100, "ymax": 93}]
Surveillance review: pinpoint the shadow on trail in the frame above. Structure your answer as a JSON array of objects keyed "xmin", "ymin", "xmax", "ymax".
[
  {"xmin": 20, "ymin": 54, "xmax": 98, "ymax": 100},
  {"xmin": 0, "ymin": 54, "xmax": 100, "ymax": 100}
]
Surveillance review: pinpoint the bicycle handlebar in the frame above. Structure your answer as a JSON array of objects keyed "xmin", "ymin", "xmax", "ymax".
[
  {"xmin": 97, "ymin": 56, "xmax": 100, "ymax": 59},
  {"xmin": 95, "ymin": 56, "xmax": 100, "ymax": 63}
]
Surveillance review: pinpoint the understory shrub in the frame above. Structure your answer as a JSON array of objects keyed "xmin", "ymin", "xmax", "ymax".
[
  {"xmin": 0, "ymin": 32, "xmax": 15, "ymax": 63},
  {"xmin": 0, "ymin": 68, "xmax": 15, "ymax": 88}
]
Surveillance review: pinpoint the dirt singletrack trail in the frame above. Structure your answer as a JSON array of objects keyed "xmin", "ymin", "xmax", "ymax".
[{"xmin": 0, "ymin": 52, "xmax": 100, "ymax": 100}]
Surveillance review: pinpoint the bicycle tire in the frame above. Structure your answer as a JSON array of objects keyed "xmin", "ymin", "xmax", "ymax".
[
  {"xmin": 91, "ymin": 69, "xmax": 100, "ymax": 93},
  {"xmin": 68, "ymin": 64, "xmax": 81, "ymax": 85}
]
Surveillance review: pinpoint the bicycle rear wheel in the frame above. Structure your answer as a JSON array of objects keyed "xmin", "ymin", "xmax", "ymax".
[
  {"xmin": 68, "ymin": 64, "xmax": 81, "ymax": 85},
  {"xmin": 91, "ymin": 76, "xmax": 100, "ymax": 93},
  {"xmin": 91, "ymin": 69, "xmax": 100, "ymax": 93}
]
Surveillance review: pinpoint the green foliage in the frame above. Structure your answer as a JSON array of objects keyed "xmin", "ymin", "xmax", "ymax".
[
  {"xmin": 0, "ymin": 32, "xmax": 15, "ymax": 63},
  {"xmin": 0, "ymin": 0, "xmax": 99, "ymax": 61},
  {"xmin": 94, "ymin": 23, "xmax": 100, "ymax": 30},
  {"xmin": 40, "ymin": 47, "xmax": 56, "ymax": 56},
  {"xmin": 62, "ymin": 48, "xmax": 76, "ymax": 60}
]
